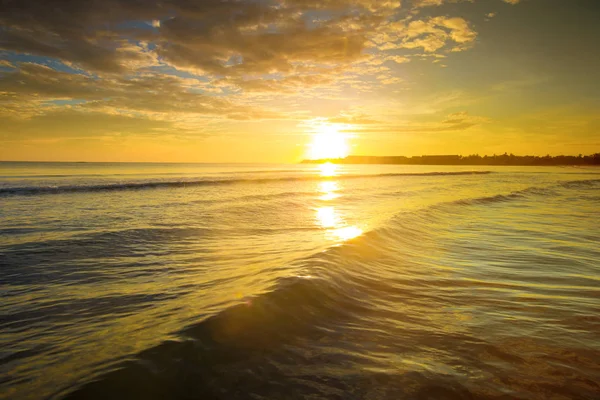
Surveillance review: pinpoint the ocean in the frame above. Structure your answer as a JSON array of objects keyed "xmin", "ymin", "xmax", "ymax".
[{"xmin": 1, "ymin": 162, "xmax": 599, "ymax": 399}]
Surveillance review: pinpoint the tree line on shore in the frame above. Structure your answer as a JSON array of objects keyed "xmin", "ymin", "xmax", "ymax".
[{"xmin": 302, "ymin": 153, "xmax": 600, "ymax": 166}]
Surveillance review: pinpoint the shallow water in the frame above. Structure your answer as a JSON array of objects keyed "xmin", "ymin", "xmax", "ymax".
[{"xmin": 1, "ymin": 162, "xmax": 599, "ymax": 399}]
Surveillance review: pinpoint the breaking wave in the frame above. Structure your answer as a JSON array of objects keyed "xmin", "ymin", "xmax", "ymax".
[{"xmin": 0, "ymin": 171, "xmax": 493, "ymax": 197}]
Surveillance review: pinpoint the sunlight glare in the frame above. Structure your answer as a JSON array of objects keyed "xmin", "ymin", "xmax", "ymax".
[
  {"xmin": 319, "ymin": 162, "xmax": 338, "ymax": 177},
  {"xmin": 308, "ymin": 124, "xmax": 350, "ymax": 160},
  {"xmin": 315, "ymin": 206, "xmax": 363, "ymax": 242},
  {"xmin": 319, "ymin": 181, "xmax": 339, "ymax": 200},
  {"xmin": 334, "ymin": 226, "xmax": 363, "ymax": 241},
  {"xmin": 316, "ymin": 206, "xmax": 338, "ymax": 228}
]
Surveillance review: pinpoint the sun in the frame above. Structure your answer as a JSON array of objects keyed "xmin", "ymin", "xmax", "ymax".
[{"xmin": 308, "ymin": 124, "xmax": 350, "ymax": 160}]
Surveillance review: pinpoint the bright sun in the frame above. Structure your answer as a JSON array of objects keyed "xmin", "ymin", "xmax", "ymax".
[{"xmin": 308, "ymin": 124, "xmax": 350, "ymax": 160}]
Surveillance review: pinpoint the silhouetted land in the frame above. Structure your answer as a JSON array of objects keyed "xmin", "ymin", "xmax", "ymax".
[{"xmin": 302, "ymin": 153, "xmax": 600, "ymax": 166}]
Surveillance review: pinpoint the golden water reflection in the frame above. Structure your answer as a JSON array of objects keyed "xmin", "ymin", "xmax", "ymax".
[
  {"xmin": 315, "ymin": 179, "xmax": 362, "ymax": 241},
  {"xmin": 334, "ymin": 226, "xmax": 363, "ymax": 241},
  {"xmin": 319, "ymin": 181, "xmax": 340, "ymax": 201},
  {"xmin": 316, "ymin": 207, "xmax": 338, "ymax": 228},
  {"xmin": 318, "ymin": 162, "xmax": 338, "ymax": 177}
]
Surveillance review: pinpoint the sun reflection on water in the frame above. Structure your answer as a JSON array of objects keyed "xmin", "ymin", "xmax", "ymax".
[
  {"xmin": 319, "ymin": 181, "xmax": 340, "ymax": 201},
  {"xmin": 318, "ymin": 162, "xmax": 338, "ymax": 177},
  {"xmin": 315, "ymin": 184, "xmax": 363, "ymax": 241},
  {"xmin": 316, "ymin": 206, "xmax": 338, "ymax": 228},
  {"xmin": 334, "ymin": 226, "xmax": 363, "ymax": 241}
]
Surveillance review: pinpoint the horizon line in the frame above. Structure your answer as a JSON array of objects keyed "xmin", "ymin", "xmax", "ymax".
[{"xmin": 2, "ymin": 152, "xmax": 600, "ymax": 164}]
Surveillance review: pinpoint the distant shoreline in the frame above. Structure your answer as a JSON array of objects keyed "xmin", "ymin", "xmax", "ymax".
[{"xmin": 302, "ymin": 154, "xmax": 600, "ymax": 166}]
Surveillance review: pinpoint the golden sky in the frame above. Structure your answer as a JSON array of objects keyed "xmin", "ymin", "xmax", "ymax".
[{"xmin": 0, "ymin": 0, "xmax": 599, "ymax": 162}]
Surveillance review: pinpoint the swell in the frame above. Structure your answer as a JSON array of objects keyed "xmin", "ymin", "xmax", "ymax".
[
  {"xmin": 1, "ymin": 226, "xmax": 321, "ymax": 279},
  {"xmin": 559, "ymin": 178, "xmax": 600, "ymax": 188},
  {"xmin": 447, "ymin": 186, "xmax": 552, "ymax": 207},
  {"xmin": 59, "ymin": 177, "xmax": 599, "ymax": 399},
  {"xmin": 0, "ymin": 169, "xmax": 304, "ymax": 179},
  {"xmin": 4, "ymin": 178, "xmax": 592, "ymax": 278},
  {"xmin": 57, "ymin": 192, "xmax": 492, "ymax": 398},
  {"xmin": 60, "ymin": 210, "xmax": 437, "ymax": 398},
  {"xmin": 322, "ymin": 177, "xmax": 597, "ymax": 262},
  {"xmin": 441, "ymin": 178, "xmax": 599, "ymax": 208},
  {"xmin": 0, "ymin": 171, "xmax": 492, "ymax": 197},
  {"xmin": 60, "ymin": 274, "xmax": 370, "ymax": 399}
]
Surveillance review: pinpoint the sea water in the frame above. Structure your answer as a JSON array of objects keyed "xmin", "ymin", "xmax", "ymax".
[{"xmin": 1, "ymin": 162, "xmax": 599, "ymax": 399}]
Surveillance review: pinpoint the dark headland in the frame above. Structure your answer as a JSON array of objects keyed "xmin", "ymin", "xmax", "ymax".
[{"xmin": 302, "ymin": 153, "xmax": 600, "ymax": 166}]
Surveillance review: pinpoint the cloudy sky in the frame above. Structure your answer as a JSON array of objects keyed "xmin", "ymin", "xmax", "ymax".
[{"xmin": 1, "ymin": 0, "xmax": 599, "ymax": 162}]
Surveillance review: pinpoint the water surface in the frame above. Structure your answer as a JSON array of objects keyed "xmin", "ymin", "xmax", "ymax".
[{"xmin": 1, "ymin": 162, "xmax": 599, "ymax": 399}]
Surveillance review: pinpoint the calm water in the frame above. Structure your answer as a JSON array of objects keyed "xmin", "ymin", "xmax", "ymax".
[{"xmin": 1, "ymin": 162, "xmax": 599, "ymax": 400}]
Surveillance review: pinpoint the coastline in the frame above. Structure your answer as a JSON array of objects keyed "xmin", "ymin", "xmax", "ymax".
[{"xmin": 302, "ymin": 153, "xmax": 600, "ymax": 166}]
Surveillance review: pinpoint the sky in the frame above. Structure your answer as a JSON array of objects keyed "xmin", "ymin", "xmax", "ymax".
[{"xmin": 0, "ymin": 0, "xmax": 599, "ymax": 162}]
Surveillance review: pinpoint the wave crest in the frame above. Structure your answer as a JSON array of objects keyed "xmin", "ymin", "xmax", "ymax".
[{"xmin": 0, "ymin": 171, "xmax": 492, "ymax": 197}]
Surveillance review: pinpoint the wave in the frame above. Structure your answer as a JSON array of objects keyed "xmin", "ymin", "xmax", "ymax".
[
  {"xmin": 452, "ymin": 192, "xmax": 525, "ymax": 206},
  {"xmin": 437, "ymin": 178, "xmax": 598, "ymax": 209},
  {"xmin": 61, "ymin": 271, "xmax": 380, "ymax": 400},
  {"xmin": 446, "ymin": 187, "xmax": 550, "ymax": 207},
  {"xmin": 1, "ymin": 226, "xmax": 322, "ymax": 277},
  {"xmin": 0, "ymin": 171, "xmax": 492, "ymax": 197},
  {"xmin": 56, "ymin": 176, "xmax": 600, "ymax": 399},
  {"xmin": 559, "ymin": 178, "xmax": 600, "ymax": 188},
  {"xmin": 5, "ymin": 177, "xmax": 592, "ymax": 265},
  {"xmin": 58, "ymin": 186, "xmax": 507, "ymax": 399}
]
